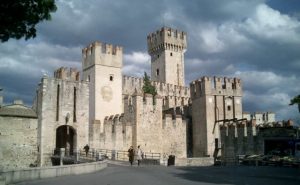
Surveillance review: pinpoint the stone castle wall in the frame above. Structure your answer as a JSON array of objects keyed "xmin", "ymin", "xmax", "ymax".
[
  {"xmin": 0, "ymin": 116, "xmax": 38, "ymax": 170},
  {"xmin": 220, "ymin": 120, "xmax": 258, "ymax": 164},
  {"xmin": 36, "ymin": 70, "xmax": 89, "ymax": 166},
  {"xmin": 96, "ymin": 94, "xmax": 187, "ymax": 158},
  {"xmin": 162, "ymin": 114, "xmax": 187, "ymax": 158}
]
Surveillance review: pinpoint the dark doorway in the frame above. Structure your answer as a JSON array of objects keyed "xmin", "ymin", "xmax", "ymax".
[{"xmin": 56, "ymin": 125, "xmax": 76, "ymax": 156}]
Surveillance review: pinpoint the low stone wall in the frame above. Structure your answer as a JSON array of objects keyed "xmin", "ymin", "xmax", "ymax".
[
  {"xmin": 0, "ymin": 161, "xmax": 107, "ymax": 185},
  {"xmin": 175, "ymin": 157, "xmax": 214, "ymax": 166}
]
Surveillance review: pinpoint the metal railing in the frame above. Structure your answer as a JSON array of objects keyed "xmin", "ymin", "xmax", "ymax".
[
  {"xmin": 51, "ymin": 148, "xmax": 162, "ymax": 165},
  {"xmin": 97, "ymin": 149, "xmax": 161, "ymax": 161}
]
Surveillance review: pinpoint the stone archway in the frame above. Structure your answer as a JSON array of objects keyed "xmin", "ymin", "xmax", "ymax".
[{"xmin": 56, "ymin": 125, "xmax": 76, "ymax": 156}]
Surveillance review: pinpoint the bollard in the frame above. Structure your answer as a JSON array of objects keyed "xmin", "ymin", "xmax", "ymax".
[
  {"xmin": 75, "ymin": 149, "xmax": 80, "ymax": 163},
  {"xmin": 60, "ymin": 148, "xmax": 65, "ymax": 166}
]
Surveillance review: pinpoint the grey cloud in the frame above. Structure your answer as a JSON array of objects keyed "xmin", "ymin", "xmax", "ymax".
[
  {"xmin": 123, "ymin": 52, "xmax": 150, "ymax": 77},
  {"xmin": 37, "ymin": 0, "xmax": 167, "ymax": 51},
  {"xmin": 0, "ymin": 40, "xmax": 82, "ymax": 104}
]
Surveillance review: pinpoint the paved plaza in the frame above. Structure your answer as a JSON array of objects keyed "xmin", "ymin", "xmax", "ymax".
[{"xmin": 15, "ymin": 162, "xmax": 300, "ymax": 185}]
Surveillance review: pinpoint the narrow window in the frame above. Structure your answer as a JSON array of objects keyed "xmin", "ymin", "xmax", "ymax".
[
  {"xmin": 87, "ymin": 75, "xmax": 90, "ymax": 82},
  {"xmin": 156, "ymin": 69, "xmax": 159, "ymax": 76},
  {"xmin": 157, "ymin": 54, "xmax": 159, "ymax": 58},
  {"xmin": 110, "ymin": 75, "xmax": 114, "ymax": 81},
  {"xmin": 227, "ymin": 105, "xmax": 231, "ymax": 111},
  {"xmin": 56, "ymin": 84, "xmax": 60, "ymax": 121},
  {"xmin": 170, "ymin": 52, "xmax": 173, "ymax": 56},
  {"xmin": 73, "ymin": 87, "xmax": 77, "ymax": 122}
]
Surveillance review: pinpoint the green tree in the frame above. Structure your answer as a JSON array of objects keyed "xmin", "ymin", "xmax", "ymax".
[
  {"xmin": 0, "ymin": 0, "xmax": 57, "ymax": 42},
  {"xmin": 289, "ymin": 94, "xmax": 300, "ymax": 112},
  {"xmin": 142, "ymin": 72, "xmax": 157, "ymax": 96}
]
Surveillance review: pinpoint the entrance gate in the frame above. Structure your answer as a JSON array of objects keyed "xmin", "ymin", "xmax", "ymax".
[{"xmin": 56, "ymin": 125, "xmax": 76, "ymax": 156}]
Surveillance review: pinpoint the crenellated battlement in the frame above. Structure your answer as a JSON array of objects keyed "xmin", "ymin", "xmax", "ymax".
[
  {"xmin": 147, "ymin": 27, "xmax": 187, "ymax": 55},
  {"xmin": 220, "ymin": 120, "xmax": 295, "ymax": 138},
  {"xmin": 82, "ymin": 41, "xmax": 123, "ymax": 58},
  {"xmin": 190, "ymin": 76, "xmax": 242, "ymax": 99},
  {"xmin": 122, "ymin": 75, "xmax": 190, "ymax": 98},
  {"xmin": 82, "ymin": 41, "xmax": 123, "ymax": 70},
  {"xmin": 104, "ymin": 113, "xmax": 124, "ymax": 125},
  {"xmin": 123, "ymin": 75, "xmax": 190, "ymax": 109},
  {"xmin": 54, "ymin": 67, "xmax": 80, "ymax": 81},
  {"xmin": 163, "ymin": 113, "xmax": 186, "ymax": 127}
]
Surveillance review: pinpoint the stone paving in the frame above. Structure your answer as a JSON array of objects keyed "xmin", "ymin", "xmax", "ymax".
[{"xmin": 15, "ymin": 162, "xmax": 300, "ymax": 185}]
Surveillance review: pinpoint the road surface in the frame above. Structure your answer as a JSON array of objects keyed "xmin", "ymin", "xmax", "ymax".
[{"xmin": 16, "ymin": 162, "xmax": 300, "ymax": 185}]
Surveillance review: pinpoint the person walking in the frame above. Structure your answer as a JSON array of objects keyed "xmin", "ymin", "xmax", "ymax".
[
  {"xmin": 128, "ymin": 146, "xmax": 135, "ymax": 166},
  {"xmin": 137, "ymin": 145, "xmax": 143, "ymax": 166}
]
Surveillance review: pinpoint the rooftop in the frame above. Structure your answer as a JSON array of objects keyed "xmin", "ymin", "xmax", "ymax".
[{"xmin": 0, "ymin": 100, "xmax": 37, "ymax": 118}]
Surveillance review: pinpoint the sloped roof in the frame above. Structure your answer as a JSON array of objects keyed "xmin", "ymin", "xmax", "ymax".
[{"xmin": 0, "ymin": 104, "xmax": 37, "ymax": 118}]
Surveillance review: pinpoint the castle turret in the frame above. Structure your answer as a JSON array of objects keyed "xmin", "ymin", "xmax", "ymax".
[
  {"xmin": 190, "ymin": 76, "xmax": 243, "ymax": 157},
  {"xmin": 82, "ymin": 41, "xmax": 123, "ymax": 138},
  {"xmin": 147, "ymin": 27, "xmax": 187, "ymax": 86}
]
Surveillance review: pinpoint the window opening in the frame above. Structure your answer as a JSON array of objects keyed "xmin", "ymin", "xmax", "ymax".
[
  {"xmin": 73, "ymin": 87, "xmax": 77, "ymax": 122},
  {"xmin": 56, "ymin": 85, "xmax": 60, "ymax": 121},
  {"xmin": 227, "ymin": 105, "xmax": 231, "ymax": 111},
  {"xmin": 110, "ymin": 75, "xmax": 114, "ymax": 81}
]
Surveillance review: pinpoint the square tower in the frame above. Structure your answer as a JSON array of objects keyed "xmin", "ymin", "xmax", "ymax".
[
  {"xmin": 82, "ymin": 42, "xmax": 123, "ymax": 138},
  {"xmin": 147, "ymin": 27, "xmax": 187, "ymax": 86},
  {"xmin": 190, "ymin": 76, "xmax": 243, "ymax": 157}
]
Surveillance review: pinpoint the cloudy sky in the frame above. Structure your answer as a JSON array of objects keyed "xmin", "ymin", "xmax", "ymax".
[{"xmin": 0, "ymin": 0, "xmax": 300, "ymax": 122}]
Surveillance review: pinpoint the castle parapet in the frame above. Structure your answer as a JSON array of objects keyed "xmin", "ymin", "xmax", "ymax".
[
  {"xmin": 54, "ymin": 67, "xmax": 79, "ymax": 81},
  {"xmin": 147, "ymin": 27, "xmax": 187, "ymax": 55},
  {"xmin": 82, "ymin": 41, "xmax": 123, "ymax": 70},
  {"xmin": 104, "ymin": 113, "xmax": 124, "ymax": 125},
  {"xmin": 190, "ymin": 76, "xmax": 242, "ymax": 99},
  {"xmin": 123, "ymin": 75, "xmax": 190, "ymax": 97},
  {"xmin": 123, "ymin": 75, "xmax": 190, "ymax": 109}
]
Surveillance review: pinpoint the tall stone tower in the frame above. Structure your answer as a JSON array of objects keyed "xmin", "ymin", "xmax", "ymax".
[
  {"xmin": 147, "ymin": 27, "xmax": 187, "ymax": 86},
  {"xmin": 190, "ymin": 77, "xmax": 243, "ymax": 157},
  {"xmin": 82, "ymin": 42, "xmax": 123, "ymax": 140}
]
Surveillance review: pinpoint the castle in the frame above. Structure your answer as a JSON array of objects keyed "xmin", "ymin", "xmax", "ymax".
[{"xmin": 0, "ymin": 27, "xmax": 281, "ymax": 169}]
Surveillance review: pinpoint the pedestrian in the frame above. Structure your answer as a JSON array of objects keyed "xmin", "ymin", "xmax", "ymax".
[
  {"xmin": 137, "ymin": 145, "xmax": 143, "ymax": 166},
  {"xmin": 128, "ymin": 146, "xmax": 135, "ymax": 166},
  {"xmin": 84, "ymin": 144, "xmax": 89, "ymax": 157}
]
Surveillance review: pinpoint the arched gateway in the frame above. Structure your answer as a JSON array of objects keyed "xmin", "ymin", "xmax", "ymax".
[{"xmin": 55, "ymin": 125, "xmax": 76, "ymax": 156}]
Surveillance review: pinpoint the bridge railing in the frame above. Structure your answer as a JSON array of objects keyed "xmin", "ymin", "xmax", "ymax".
[
  {"xmin": 97, "ymin": 149, "xmax": 161, "ymax": 161},
  {"xmin": 51, "ymin": 148, "xmax": 161, "ymax": 164}
]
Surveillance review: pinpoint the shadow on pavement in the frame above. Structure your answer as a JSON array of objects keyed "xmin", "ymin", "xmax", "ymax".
[{"xmin": 172, "ymin": 165, "xmax": 300, "ymax": 185}]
